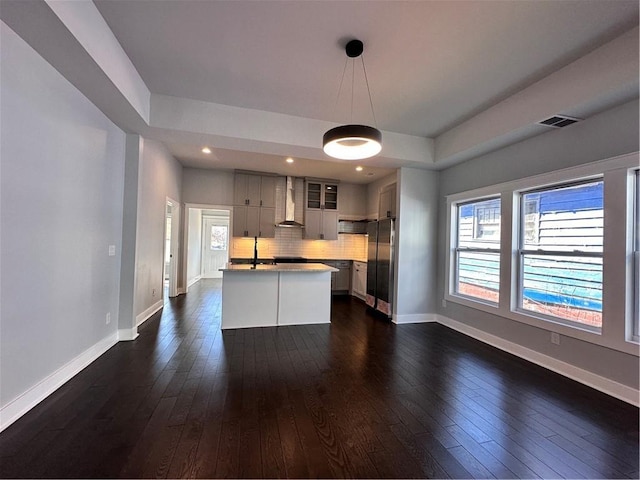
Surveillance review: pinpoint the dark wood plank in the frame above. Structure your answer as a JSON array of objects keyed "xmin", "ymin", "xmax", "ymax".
[
  {"xmin": 1, "ymin": 280, "xmax": 637, "ymax": 479},
  {"xmin": 259, "ymin": 415, "xmax": 287, "ymax": 478},
  {"xmin": 213, "ymin": 419, "xmax": 241, "ymax": 478}
]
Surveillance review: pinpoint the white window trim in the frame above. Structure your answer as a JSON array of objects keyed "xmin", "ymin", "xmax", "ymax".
[
  {"xmin": 444, "ymin": 152, "xmax": 639, "ymax": 357},
  {"xmin": 629, "ymin": 169, "xmax": 640, "ymax": 344},
  {"xmin": 452, "ymin": 197, "xmax": 501, "ymax": 306},
  {"xmin": 514, "ymin": 178, "xmax": 604, "ymax": 333}
]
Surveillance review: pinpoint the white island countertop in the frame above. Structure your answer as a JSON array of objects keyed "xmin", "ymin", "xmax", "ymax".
[{"xmin": 220, "ymin": 262, "xmax": 338, "ymax": 272}]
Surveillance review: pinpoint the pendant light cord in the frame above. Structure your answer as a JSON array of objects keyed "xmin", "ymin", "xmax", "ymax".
[
  {"xmin": 360, "ymin": 53, "xmax": 378, "ymax": 128},
  {"xmin": 333, "ymin": 57, "xmax": 349, "ymax": 118},
  {"xmin": 350, "ymin": 58, "xmax": 355, "ymax": 123},
  {"xmin": 332, "ymin": 42, "xmax": 378, "ymax": 128}
]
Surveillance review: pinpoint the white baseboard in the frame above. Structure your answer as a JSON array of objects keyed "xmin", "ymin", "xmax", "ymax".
[
  {"xmin": 436, "ymin": 314, "xmax": 640, "ymax": 407},
  {"xmin": 187, "ymin": 275, "xmax": 201, "ymax": 288},
  {"xmin": 0, "ymin": 333, "xmax": 118, "ymax": 432},
  {"xmin": 392, "ymin": 313, "xmax": 438, "ymax": 324},
  {"xmin": 118, "ymin": 328, "xmax": 139, "ymax": 341},
  {"xmin": 136, "ymin": 300, "xmax": 163, "ymax": 327}
]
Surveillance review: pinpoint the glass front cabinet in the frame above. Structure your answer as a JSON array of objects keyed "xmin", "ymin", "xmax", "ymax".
[{"xmin": 304, "ymin": 180, "xmax": 339, "ymax": 240}]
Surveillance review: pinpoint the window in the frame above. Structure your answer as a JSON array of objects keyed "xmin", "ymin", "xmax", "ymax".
[
  {"xmin": 210, "ymin": 225, "xmax": 228, "ymax": 250},
  {"xmin": 454, "ymin": 197, "xmax": 501, "ymax": 304},
  {"xmin": 474, "ymin": 202, "xmax": 501, "ymax": 240},
  {"xmin": 517, "ymin": 180, "xmax": 603, "ymax": 330},
  {"xmin": 445, "ymin": 152, "xmax": 638, "ymax": 355}
]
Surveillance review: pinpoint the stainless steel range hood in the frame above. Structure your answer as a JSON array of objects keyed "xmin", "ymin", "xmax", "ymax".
[{"xmin": 277, "ymin": 176, "xmax": 304, "ymax": 228}]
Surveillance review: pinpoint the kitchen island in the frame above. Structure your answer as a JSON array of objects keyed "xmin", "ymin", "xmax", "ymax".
[{"xmin": 219, "ymin": 263, "xmax": 338, "ymax": 329}]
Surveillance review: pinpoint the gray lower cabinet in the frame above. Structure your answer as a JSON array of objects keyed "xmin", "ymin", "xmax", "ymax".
[
  {"xmin": 352, "ymin": 261, "xmax": 367, "ymax": 300},
  {"xmin": 323, "ymin": 260, "xmax": 351, "ymax": 294}
]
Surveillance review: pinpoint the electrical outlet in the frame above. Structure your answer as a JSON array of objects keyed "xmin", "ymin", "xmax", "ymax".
[
  {"xmin": 442, "ymin": 298, "xmax": 447, "ymax": 308},
  {"xmin": 106, "ymin": 312, "xmax": 111, "ymax": 325},
  {"xmin": 108, "ymin": 245, "xmax": 116, "ymax": 256},
  {"xmin": 550, "ymin": 332, "xmax": 560, "ymax": 345}
]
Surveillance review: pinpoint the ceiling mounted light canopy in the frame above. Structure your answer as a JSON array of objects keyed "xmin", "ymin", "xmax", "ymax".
[{"xmin": 323, "ymin": 39, "xmax": 382, "ymax": 161}]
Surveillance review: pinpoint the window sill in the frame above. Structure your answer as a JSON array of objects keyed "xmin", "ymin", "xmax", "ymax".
[{"xmin": 444, "ymin": 293, "xmax": 638, "ymax": 357}]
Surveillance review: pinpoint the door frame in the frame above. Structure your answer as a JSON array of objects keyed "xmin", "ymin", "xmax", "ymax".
[
  {"xmin": 182, "ymin": 203, "xmax": 233, "ymax": 294},
  {"xmin": 163, "ymin": 197, "xmax": 180, "ymax": 298}
]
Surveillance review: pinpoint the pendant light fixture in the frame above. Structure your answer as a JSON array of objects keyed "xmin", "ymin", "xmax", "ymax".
[{"xmin": 323, "ymin": 39, "xmax": 382, "ymax": 160}]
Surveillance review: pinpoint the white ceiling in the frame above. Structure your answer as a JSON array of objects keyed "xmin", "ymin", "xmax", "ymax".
[
  {"xmin": 94, "ymin": 0, "xmax": 637, "ymax": 136},
  {"xmin": 3, "ymin": 0, "xmax": 638, "ymax": 183}
]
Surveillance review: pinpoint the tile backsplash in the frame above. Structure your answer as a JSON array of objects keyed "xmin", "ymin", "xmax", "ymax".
[{"xmin": 232, "ymin": 228, "xmax": 367, "ymax": 261}]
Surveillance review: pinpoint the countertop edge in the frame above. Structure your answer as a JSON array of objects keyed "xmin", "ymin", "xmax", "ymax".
[{"xmin": 220, "ymin": 263, "xmax": 339, "ymax": 273}]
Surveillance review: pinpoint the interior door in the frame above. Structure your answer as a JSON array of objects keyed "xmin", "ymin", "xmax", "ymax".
[{"xmin": 201, "ymin": 216, "xmax": 229, "ymax": 278}]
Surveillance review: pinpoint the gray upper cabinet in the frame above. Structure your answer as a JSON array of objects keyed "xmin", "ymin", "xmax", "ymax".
[
  {"xmin": 378, "ymin": 183, "xmax": 397, "ymax": 219},
  {"xmin": 259, "ymin": 207, "xmax": 276, "ymax": 238},
  {"xmin": 233, "ymin": 206, "xmax": 259, "ymax": 238},
  {"xmin": 234, "ymin": 173, "xmax": 262, "ymax": 206},
  {"xmin": 306, "ymin": 181, "xmax": 338, "ymax": 211},
  {"xmin": 233, "ymin": 173, "xmax": 278, "ymax": 237},
  {"xmin": 304, "ymin": 180, "xmax": 339, "ymax": 240},
  {"xmin": 337, "ymin": 183, "xmax": 367, "ymax": 219},
  {"xmin": 259, "ymin": 176, "xmax": 277, "ymax": 208}
]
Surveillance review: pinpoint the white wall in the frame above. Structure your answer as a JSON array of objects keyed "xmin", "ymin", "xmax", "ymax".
[
  {"xmin": 182, "ymin": 168, "xmax": 234, "ymax": 205},
  {"xmin": 0, "ymin": 22, "xmax": 125, "ymax": 408},
  {"xmin": 394, "ymin": 168, "xmax": 439, "ymax": 322},
  {"xmin": 187, "ymin": 208, "xmax": 203, "ymax": 285},
  {"xmin": 437, "ymin": 98, "xmax": 640, "ymax": 389},
  {"xmin": 135, "ymin": 139, "xmax": 182, "ymax": 319}
]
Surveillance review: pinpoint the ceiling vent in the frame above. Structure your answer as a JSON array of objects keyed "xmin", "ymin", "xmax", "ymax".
[{"xmin": 538, "ymin": 115, "xmax": 581, "ymax": 128}]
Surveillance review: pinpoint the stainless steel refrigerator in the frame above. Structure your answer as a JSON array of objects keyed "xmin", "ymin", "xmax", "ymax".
[{"xmin": 366, "ymin": 218, "xmax": 395, "ymax": 318}]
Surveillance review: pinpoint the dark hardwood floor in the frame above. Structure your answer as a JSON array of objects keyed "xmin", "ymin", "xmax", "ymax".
[{"xmin": 1, "ymin": 278, "xmax": 638, "ymax": 478}]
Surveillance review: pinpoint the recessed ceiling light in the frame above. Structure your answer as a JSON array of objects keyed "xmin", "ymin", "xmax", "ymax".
[
  {"xmin": 202, "ymin": 147, "xmax": 211, "ymax": 154},
  {"xmin": 286, "ymin": 157, "xmax": 294, "ymax": 164},
  {"xmin": 355, "ymin": 166, "xmax": 363, "ymax": 172}
]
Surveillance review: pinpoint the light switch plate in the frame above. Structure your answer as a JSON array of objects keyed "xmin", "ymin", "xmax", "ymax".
[{"xmin": 108, "ymin": 245, "xmax": 116, "ymax": 256}]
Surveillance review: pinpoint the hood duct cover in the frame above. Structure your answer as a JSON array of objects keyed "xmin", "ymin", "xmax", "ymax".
[{"xmin": 277, "ymin": 176, "xmax": 304, "ymax": 228}]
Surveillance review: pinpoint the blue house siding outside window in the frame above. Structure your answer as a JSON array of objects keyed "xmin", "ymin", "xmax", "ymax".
[{"xmin": 457, "ymin": 182, "xmax": 603, "ymax": 328}]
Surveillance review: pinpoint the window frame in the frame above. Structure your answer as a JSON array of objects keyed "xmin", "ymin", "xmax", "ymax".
[
  {"xmin": 443, "ymin": 152, "xmax": 638, "ymax": 357},
  {"xmin": 452, "ymin": 196, "xmax": 502, "ymax": 306},
  {"xmin": 515, "ymin": 178, "xmax": 604, "ymax": 333},
  {"xmin": 631, "ymin": 169, "xmax": 640, "ymax": 343}
]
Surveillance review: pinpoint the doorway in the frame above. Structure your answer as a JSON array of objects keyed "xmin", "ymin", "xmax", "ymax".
[
  {"xmin": 201, "ymin": 215, "xmax": 229, "ymax": 279},
  {"xmin": 184, "ymin": 205, "xmax": 232, "ymax": 292},
  {"xmin": 163, "ymin": 198, "xmax": 180, "ymax": 299}
]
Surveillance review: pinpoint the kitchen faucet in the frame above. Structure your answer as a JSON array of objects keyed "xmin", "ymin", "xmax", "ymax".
[{"xmin": 252, "ymin": 236, "xmax": 258, "ymax": 266}]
